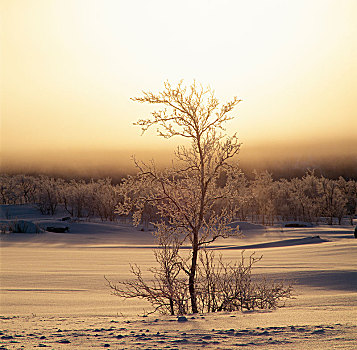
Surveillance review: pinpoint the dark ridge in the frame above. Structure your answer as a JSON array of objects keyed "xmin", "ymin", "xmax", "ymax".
[{"xmin": 211, "ymin": 236, "xmax": 328, "ymax": 250}]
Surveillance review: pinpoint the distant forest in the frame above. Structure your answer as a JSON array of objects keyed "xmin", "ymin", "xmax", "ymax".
[{"xmin": 1, "ymin": 172, "xmax": 356, "ymax": 226}]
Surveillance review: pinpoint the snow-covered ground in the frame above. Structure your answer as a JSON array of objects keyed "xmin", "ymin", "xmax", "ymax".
[{"xmin": 0, "ymin": 205, "xmax": 356, "ymax": 349}]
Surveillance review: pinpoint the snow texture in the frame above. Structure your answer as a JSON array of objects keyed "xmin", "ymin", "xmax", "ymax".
[{"xmin": 0, "ymin": 205, "xmax": 356, "ymax": 349}]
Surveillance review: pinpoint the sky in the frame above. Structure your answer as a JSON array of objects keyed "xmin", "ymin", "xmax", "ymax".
[{"xmin": 1, "ymin": 0, "xmax": 356, "ymax": 175}]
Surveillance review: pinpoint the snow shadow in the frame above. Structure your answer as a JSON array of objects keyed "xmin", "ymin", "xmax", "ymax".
[
  {"xmin": 211, "ymin": 236, "xmax": 328, "ymax": 250},
  {"xmin": 269, "ymin": 270, "xmax": 357, "ymax": 292}
]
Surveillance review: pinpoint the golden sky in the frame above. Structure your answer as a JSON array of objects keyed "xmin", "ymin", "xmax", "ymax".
[{"xmin": 1, "ymin": 0, "xmax": 356, "ymax": 173}]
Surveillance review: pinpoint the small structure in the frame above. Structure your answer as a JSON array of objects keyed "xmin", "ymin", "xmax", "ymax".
[{"xmin": 46, "ymin": 226, "xmax": 69, "ymax": 233}]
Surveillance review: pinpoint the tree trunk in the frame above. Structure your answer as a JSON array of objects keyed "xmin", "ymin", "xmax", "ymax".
[
  {"xmin": 329, "ymin": 215, "xmax": 333, "ymax": 225},
  {"xmin": 169, "ymin": 298, "xmax": 174, "ymax": 316},
  {"xmin": 189, "ymin": 234, "xmax": 199, "ymax": 314}
]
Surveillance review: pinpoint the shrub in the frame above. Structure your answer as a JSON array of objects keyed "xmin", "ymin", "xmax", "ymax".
[
  {"xmin": 106, "ymin": 247, "xmax": 293, "ymax": 315},
  {"xmin": 9, "ymin": 220, "xmax": 42, "ymax": 233}
]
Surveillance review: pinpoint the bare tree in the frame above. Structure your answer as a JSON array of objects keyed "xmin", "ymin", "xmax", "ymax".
[
  {"xmin": 116, "ymin": 81, "xmax": 242, "ymax": 313},
  {"xmin": 105, "ymin": 235, "xmax": 189, "ymax": 315},
  {"xmin": 106, "ymin": 241, "xmax": 293, "ymax": 315},
  {"xmin": 35, "ymin": 176, "xmax": 63, "ymax": 215},
  {"xmin": 13, "ymin": 175, "xmax": 37, "ymax": 204},
  {"xmin": 198, "ymin": 250, "xmax": 293, "ymax": 312},
  {"xmin": 0, "ymin": 174, "xmax": 18, "ymax": 204},
  {"xmin": 251, "ymin": 170, "xmax": 275, "ymax": 225},
  {"xmin": 337, "ymin": 177, "xmax": 357, "ymax": 225},
  {"xmin": 319, "ymin": 176, "xmax": 347, "ymax": 225}
]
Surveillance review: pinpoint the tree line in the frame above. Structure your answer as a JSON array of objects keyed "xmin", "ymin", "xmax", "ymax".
[
  {"xmin": 1, "ymin": 171, "xmax": 355, "ymax": 226},
  {"xmin": 0, "ymin": 174, "xmax": 120, "ymax": 221}
]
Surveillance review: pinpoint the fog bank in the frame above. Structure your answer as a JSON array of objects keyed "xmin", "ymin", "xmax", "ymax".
[{"xmin": 1, "ymin": 139, "xmax": 356, "ymax": 181}]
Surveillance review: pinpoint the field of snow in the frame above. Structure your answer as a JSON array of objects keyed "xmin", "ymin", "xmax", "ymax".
[{"xmin": 0, "ymin": 205, "xmax": 356, "ymax": 349}]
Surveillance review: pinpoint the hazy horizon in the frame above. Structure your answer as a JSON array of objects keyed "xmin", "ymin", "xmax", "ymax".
[{"xmin": 2, "ymin": 137, "xmax": 356, "ymax": 180}]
